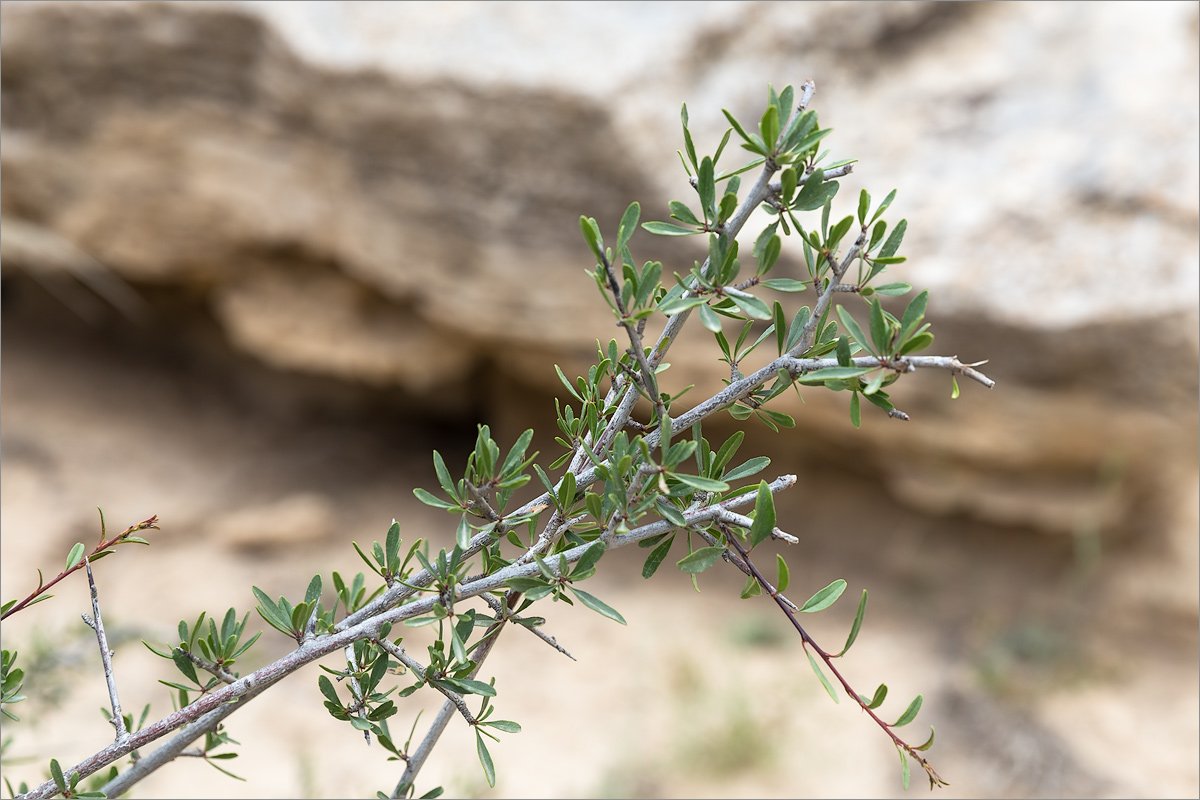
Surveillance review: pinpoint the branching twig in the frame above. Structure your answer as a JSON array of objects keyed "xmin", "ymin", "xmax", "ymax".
[
  {"xmin": 479, "ymin": 593, "xmax": 576, "ymax": 660},
  {"xmin": 80, "ymin": 558, "xmax": 128, "ymax": 745},
  {"xmin": 373, "ymin": 640, "xmax": 476, "ymax": 725},
  {"xmin": 98, "ymin": 678, "xmax": 270, "ymax": 799},
  {"xmin": 19, "ymin": 476, "xmax": 798, "ymax": 800},
  {"xmin": 393, "ymin": 615, "xmax": 507, "ymax": 798},
  {"xmin": 719, "ymin": 524, "xmax": 948, "ymax": 789},
  {"xmin": 2, "ymin": 514, "xmax": 159, "ymax": 621}
]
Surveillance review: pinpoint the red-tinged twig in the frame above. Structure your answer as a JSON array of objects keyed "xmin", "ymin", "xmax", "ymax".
[
  {"xmin": 719, "ymin": 524, "xmax": 949, "ymax": 789},
  {"xmin": 1, "ymin": 513, "xmax": 159, "ymax": 621}
]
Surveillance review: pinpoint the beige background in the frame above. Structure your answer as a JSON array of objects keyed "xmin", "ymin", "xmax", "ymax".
[{"xmin": 1, "ymin": 2, "xmax": 1197, "ymax": 798}]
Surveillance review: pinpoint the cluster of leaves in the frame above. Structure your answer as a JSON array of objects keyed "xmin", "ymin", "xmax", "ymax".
[{"xmin": 0, "ymin": 81, "xmax": 988, "ymax": 799}]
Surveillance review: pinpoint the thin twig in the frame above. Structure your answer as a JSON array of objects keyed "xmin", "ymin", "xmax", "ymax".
[
  {"xmin": 2, "ymin": 514, "xmax": 159, "ymax": 621},
  {"xmin": 479, "ymin": 593, "xmax": 576, "ymax": 660},
  {"xmin": 711, "ymin": 507, "xmax": 799, "ymax": 545},
  {"xmin": 374, "ymin": 639, "xmax": 477, "ymax": 725},
  {"xmin": 393, "ymin": 615, "xmax": 506, "ymax": 798},
  {"xmin": 98, "ymin": 676, "xmax": 269, "ymax": 799},
  {"xmin": 81, "ymin": 558, "xmax": 128, "ymax": 744},
  {"xmin": 690, "ymin": 524, "xmax": 800, "ymax": 612},
  {"xmin": 720, "ymin": 525, "xmax": 947, "ymax": 788}
]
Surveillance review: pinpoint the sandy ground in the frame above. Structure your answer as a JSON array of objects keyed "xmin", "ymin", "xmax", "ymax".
[{"xmin": 1, "ymin": 279, "xmax": 1197, "ymax": 798}]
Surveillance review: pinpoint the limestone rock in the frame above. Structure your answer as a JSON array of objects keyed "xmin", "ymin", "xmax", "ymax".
[{"xmin": 2, "ymin": 1, "xmax": 1196, "ymax": 557}]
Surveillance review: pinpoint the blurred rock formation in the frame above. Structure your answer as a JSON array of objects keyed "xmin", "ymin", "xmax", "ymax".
[{"xmin": 2, "ymin": 1, "xmax": 1196, "ymax": 613}]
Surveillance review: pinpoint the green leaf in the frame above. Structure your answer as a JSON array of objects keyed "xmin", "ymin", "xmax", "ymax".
[
  {"xmin": 713, "ymin": 126, "xmax": 734, "ymax": 164},
  {"xmin": 756, "ymin": 409, "xmax": 794, "ymax": 430},
  {"xmin": 863, "ymin": 370, "xmax": 886, "ymax": 396},
  {"xmin": 571, "ymin": 541, "xmax": 607, "ymax": 578},
  {"xmin": 914, "ymin": 726, "xmax": 936, "ymax": 752},
  {"xmin": 747, "ymin": 481, "xmax": 776, "ymax": 548},
  {"xmin": 776, "ymin": 554, "xmax": 790, "ymax": 593},
  {"xmin": 557, "ymin": 471, "xmax": 577, "ymax": 513},
  {"xmin": 669, "ymin": 200, "xmax": 702, "ymax": 227},
  {"xmin": 642, "ymin": 535, "xmax": 675, "ymax": 579},
  {"xmin": 724, "ymin": 288, "xmax": 772, "ymax": 320},
  {"xmin": 792, "ymin": 168, "xmax": 829, "ymax": 211},
  {"xmin": 869, "ymin": 219, "xmax": 888, "ymax": 251},
  {"xmin": 861, "ymin": 683, "xmax": 888, "ymax": 709},
  {"xmin": 791, "ymin": 126, "xmax": 833, "ymax": 159},
  {"xmin": 717, "ymin": 192, "xmax": 738, "ymax": 225},
  {"xmin": 445, "ymin": 678, "xmax": 497, "ymax": 697},
  {"xmin": 870, "ymin": 188, "xmax": 897, "ymax": 225},
  {"xmin": 304, "ymin": 575, "xmax": 322, "ymax": 608},
  {"xmin": 951, "ymin": 374, "xmax": 961, "ymax": 399},
  {"xmin": 455, "ymin": 515, "xmax": 472, "ymax": 550},
  {"xmin": 879, "ymin": 218, "xmax": 907, "ymax": 258},
  {"xmin": 171, "ymin": 647, "xmax": 200, "ymax": 686},
  {"xmin": 698, "ymin": 156, "xmax": 716, "ymax": 222},
  {"xmin": 759, "ymin": 104, "xmax": 780, "ymax": 152},
  {"xmin": 579, "ymin": 216, "xmax": 604, "ymax": 262},
  {"xmin": 65, "ymin": 543, "xmax": 85, "ymax": 573},
  {"xmin": 873, "ymin": 282, "xmax": 912, "ymax": 296},
  {"xmin": 805, "ymin": 648, "xmax": 839, "ymax": 703},
  {"xmin": 836, "ymin": 334, "xmax": 852, "ymax": 367},
  {"xmin": 785, "ymin": 306, "xmax": 810, "ymax": 353},
  {"xmin": 50, "ymin": 759, "xmax": 67, "ymax": 793},
  {"xmin": 676, "ymin": 546, "xmax": 726, "ymax": 574},
  {"xmin": 772, "ymin": 301, "xmax": 787, "ymax": 354},
  {"xmin": 251, "ymin": 586, "xmax": 292, "ymax": 633},
  {"xmin": 499, "ymin": 429, "xmax": 535, "ymax": 478},
  {"xmin": 835, "ymin": 305, "xmax": 871, "ymax": 355},
  {"xmin": 850, "ymin": 391, "xmax": 861, "ymax": 428},
  {"xmin": 318, "ymin": 674, "xmax": 341, "ymax": 707},
  {"xmin": 385, "ymin": 521, "xmax": 402, "ymax": 574},
  {"xmin": 857, "ymin": 189, "xmax": 871, "ymax": 226},
  {"xmin": 722, "ymin": 456, "xmax": 770, "ymax": 483},
  {"xmin": 868, "ymin": 300, "xmax": 889, "ymax": 355},
  {"xmin": 433, "ymin": 451, "xmax": 459, "ymax": 501},
  {"xmin": 711, "ymin": 430, "xmax": 744, "ymax": 473},
  {"xmin": 800, "ymin": 579, "xmax": 847, "ymax": 613},
  {"xmin": 671, "ymin": 473, "xmax": 730, "ymax": 492},
  {"xmin": 722, "ymin": 108, "xmax": 758, "ymax": 151},
  {"xmin": 727, "ymin": 403, "xmax": 753, "ymax": 420},
  {"xmin": 681, "ymin": 103, "xmax": 698, "ymax": 170},
  {"xmin": 740, "ymin": 575, "xmax": 762, "ymax": 598},
  {"xmin": 781, "ymin": 166, "xmax": 798, "ymax": 204},
  {"xmin": 476, "ymin": 730, "xmax": 496, "ymax": 788},
  {"xmin": 533, "ymin": 553, "xmax": 557, "ymax": 582},
  {"xmin": 504, "ymin": 577, "xmax": 550, "ymax": 593},
  {"xmin": 616, "ymin": 202, "xmax": 640, "ymax": 253},
  {"xmin": 800, "ymin": 366, "xmax": 874, "ymax": 382},
  {"xmin": 828, "ymin": 215, "xmax": 854, "ymax": 250},
  {"xmin": 780, "ymin": 108, "xmax": 816, "ymax": 153},
  {"xmin": 899, "ymin": 747, "xmax": 911, "ymax": 791},
  {"xmin": 642, "ymin": 220, "xmax": 702, "ymax": 236},
  {"xmin": 413, "ymin": 488, "xmax": 457, "ymax": 510},
  {"xmin": 568, "ymin": 587, "xmax": 627, "ymax": 625},
  {"xmin": 658, "ymin": 295, "xmax": 708, "ymax": 316},
  {"xmin": 899, "ymin": 289, "xmax": 928, "ymax": 338},
  {"xmin": 898, "ymin": 331, "xmax": 934, "ymax": 355},
  {"xmin": 837, "ymin": 590, "xmax": 868, "ymax": 657},
  {"xmin": 655, "ymin": 498, "xmax": 687, "ymax": 527},
  {"xmin": 759, "ymin": 278, "xmax": 806, "ymax": 292},
  {"xmin": 698, "ymin": 303, "xmax": 723, "ymax": 333},
  {"xmin": 484, "ymin": 719, "xmax": 522, "ymax": 734}
]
